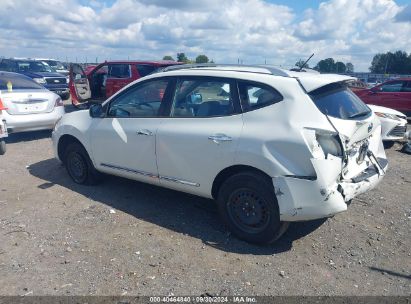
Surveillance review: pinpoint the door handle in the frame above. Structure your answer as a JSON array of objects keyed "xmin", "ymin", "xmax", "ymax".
[
  {"xmin": 136, "ymin": 129, "xmax": 153, "ymax": 136},
  {"xmin": 208, "ymin": 134, "xmax": 232, "ymax": 144}
]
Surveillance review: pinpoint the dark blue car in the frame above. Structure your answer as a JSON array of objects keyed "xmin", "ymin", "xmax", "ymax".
[{"xmin": 0, "ymin": 58, "xmax": 69, "ymax": 99}]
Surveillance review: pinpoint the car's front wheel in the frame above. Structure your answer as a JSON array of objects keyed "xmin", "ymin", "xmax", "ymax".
[
  {"xmin": 0, "ymin": 139, "xmax": 6, "ymax": 155},
  {"xmin": 217, "ymin": 171, "xmax": 289, "ymax": 245},
  {"xmin": 64, "ymin": 142, "xmax": 102, "ymax": 185}
]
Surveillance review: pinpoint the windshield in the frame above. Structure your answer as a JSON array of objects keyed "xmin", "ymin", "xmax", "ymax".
[
  {"xmin": 16, "ymin": 61, "xmax": 52, "ymax": 73},
  {"xmin": 0, "ymin": 73, "xmax": 44, "ymax": 90},
  {"xmin": 309, "ymin": 82, "xmax": 371, "ymax": 120},
  {"xmin": 44, "ymin": 60, "xmax": 65, "ymax": 70}
]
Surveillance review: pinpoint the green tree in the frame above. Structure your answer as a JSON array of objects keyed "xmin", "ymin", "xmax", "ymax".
[
  {"xmin": 346, "ymin": 62, "xmax": 354, "ymax": 73},
  {"xmin": 195, "ymin": 54, "xmax": 209, "ymax": 64},
  {"xmin": 295, "ymin": 59, "xmax": 310, "ymax": 69},
  {"xmin": 162, "ymin": 55, "xmax": 175, "ymax": 61},
  {"xmin": 314, "ymin": 58, "xmax": 335, "ymax": 73},
  {"xmin": 335, "ymin": 61, "xmax": 346, "ymax": 73},
  {"xmin": 370, "ymin": 51, "xmax": 411, "ymax": 74},
  {"xmin": 177, "ymin": 53, "xmax": 189, "ymax": 63}
]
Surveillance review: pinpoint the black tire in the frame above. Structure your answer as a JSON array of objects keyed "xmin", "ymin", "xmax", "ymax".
[
  {"xmin": 0, "ymin": 139, "xmax": 6, "ymax": 155},
  {"xmin": 217, "ymin": 171, "xmax": 289, "ymax": 245},
  {"xmin": 61, "ymin": 92, "xmax": 70, "ymax": 101},
  {"xmin": 383, "ymin": 141, "xmax": 395, "ymax": 149},
  {"xmin": 63, "ymin": 142, "xmax": 102, "ymax": 185}
]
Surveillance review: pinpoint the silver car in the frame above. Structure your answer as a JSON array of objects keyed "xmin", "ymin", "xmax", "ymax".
[{"xmin": 0, "ymin": 72, "xmax": 65, "ymax": 133}]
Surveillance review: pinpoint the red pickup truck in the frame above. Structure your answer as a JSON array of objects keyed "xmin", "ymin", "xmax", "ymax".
[
  {"xmin": 354, "ymin": 78, "xmax": 411, "ymax": 117},
  {"xmin": 69, "ymin": 60, "xmax": 180, "ymax": 107}
]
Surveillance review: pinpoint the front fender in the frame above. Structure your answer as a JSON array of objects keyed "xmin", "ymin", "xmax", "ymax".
[{"xmin": 52, "ymin": 110, "xmax": 94, "ymax": 163}]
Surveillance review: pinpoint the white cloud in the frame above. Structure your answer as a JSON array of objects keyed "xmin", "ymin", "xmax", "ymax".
[{"xmin": 0, "ymin": 0, "xmax": 410, "ymax": 71}]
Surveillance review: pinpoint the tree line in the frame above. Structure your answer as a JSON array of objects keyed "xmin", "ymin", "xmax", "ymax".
[
  {"xmin": 164, "ymin": 50, "xmax": 411, "ymax": 74},
  {"xmin": 163, "ymin": 53, "xmax": 213, "ymax": 64}
]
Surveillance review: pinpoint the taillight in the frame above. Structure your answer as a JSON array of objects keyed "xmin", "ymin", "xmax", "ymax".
[
  {"xmin": 316, "ymin": 133, "xmax": 343, "ymax": 157},
  {"xmin": 55, "ymin": 97, "xmax": 64, "ymax": 107},
  {"xmin": 0, "ymin": 97, "xmax": 8, "ymax": 114}
]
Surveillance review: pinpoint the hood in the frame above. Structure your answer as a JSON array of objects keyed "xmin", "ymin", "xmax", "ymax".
[
  {"xmin": 286, "ymin": 71, "xmax": 355, "ymax": 93},
  {"xmin": 368, "ymin": 104, "xmax": 407, "ymax": 118},
  {"xmin": 23, "ymin": 71, "xmax": 66, "ymax": 78}
]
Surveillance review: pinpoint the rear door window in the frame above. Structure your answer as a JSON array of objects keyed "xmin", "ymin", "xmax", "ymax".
[
  {"xmin": 170, "ymin": 77, "xmax": 235, "ymax": 118},
  {"xmin": 310, "ymin": 82, "xmax": 371, "ymax": 120},
  {"xmin": 108, "ymin": 64, "xmax": 131, "ymax": 79}
]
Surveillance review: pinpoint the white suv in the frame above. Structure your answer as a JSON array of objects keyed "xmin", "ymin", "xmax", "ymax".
[{"xmin": 52, "ymin": 65, "xmax": 388, "ymax": 244}]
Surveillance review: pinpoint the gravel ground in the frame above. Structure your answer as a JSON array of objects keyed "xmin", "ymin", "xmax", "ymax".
[{"xmin": 0, "ymin": 113, "xmax": 410, "ymax": 296}]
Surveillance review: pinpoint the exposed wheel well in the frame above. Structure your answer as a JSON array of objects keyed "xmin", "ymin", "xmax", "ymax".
[
  {"xmin": 211, "ymin": 165, "xmax": 272, "ymax": 199},
  {"xmin": 57, "ymin": 135, "xmax": 84, "ymax": 163}
]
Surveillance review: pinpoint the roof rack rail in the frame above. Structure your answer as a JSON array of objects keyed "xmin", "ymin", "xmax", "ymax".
[{"xmin": 156, "ymin": 63, "xmax": 290, "ymax": 77}]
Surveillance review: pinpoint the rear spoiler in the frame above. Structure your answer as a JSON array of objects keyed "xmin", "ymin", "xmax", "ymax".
[{"xmin": 287, "ymin": 72, "xmax": 355, "ymax": 93}]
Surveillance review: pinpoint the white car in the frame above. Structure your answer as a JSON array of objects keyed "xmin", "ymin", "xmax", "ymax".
[
  {"xmin": 52, "ymin": 64, "xmax": 388, "ymax": 244},
  {"xmin": 0, "ymin": 72, "xmax": 65, "ymax": 133},
  {"xmin": 368, "ymin": 104, "xmax": 407, "ymax": 148}
]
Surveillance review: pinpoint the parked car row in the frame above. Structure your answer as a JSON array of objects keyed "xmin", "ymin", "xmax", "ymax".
[{"xmin": 0, "ymin": 58, "xmax": 69, "ymax": 99}]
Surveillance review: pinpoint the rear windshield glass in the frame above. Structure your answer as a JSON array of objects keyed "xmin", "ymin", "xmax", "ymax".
[
  {"xmin": 0, "ymin": 73, "xmax": 43, "ymax": 90},
  {"xmin": 309, "ymin": 82, "xmax": 371, "ymax": 120}
]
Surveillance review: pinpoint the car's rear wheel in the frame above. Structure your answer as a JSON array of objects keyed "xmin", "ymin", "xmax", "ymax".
[
  {"xmin": 64, "ymin": 142, "xmax": 102, "ymax": 185},
  {"xmin": 0, "ymin": 139, "xmax": 6, "ymax": 155},
  {"xmin": 217, "ymin": 171, "xmax": 289, "ymax": 245}
]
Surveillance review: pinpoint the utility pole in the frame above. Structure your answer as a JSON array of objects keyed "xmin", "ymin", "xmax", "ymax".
[{"xmin": 384, "ymin": 56, "xmax": 389, "ymax": 74}]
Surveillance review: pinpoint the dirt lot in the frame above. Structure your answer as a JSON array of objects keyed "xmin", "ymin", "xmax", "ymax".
[{"xmin": 0, "ymin": 112, "xmax": 410, "ymax": 296}]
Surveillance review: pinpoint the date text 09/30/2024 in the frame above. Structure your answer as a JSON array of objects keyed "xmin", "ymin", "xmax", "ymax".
[{"xmin": 149, "ymin": 296, "xmax": 257, "ymax": 303}]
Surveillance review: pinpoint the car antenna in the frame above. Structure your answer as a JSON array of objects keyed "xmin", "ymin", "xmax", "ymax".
[{"xmin": 298, "ymin": 53, "xmax": 314, "ymax": 72}]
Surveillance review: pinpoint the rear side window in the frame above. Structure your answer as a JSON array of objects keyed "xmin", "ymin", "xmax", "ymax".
[
  {"xmin": 238, "ymin": 81, "xmax": 283, "ymax": 111},
  {"xmin": 0, "ymin": 73, "xmax": 43, "ymax": 90},
  {"xmin": 310, "ymin": 83, "xmax": 371, "ymax": 120},
  {"xmin": 108, "ymin": 64, "xmax": 130, "ymax": 79},
  {"xmin": 380, "ymin": 81, "xmax": 404, "ymax": 92},
  {"xmin": 136, "ymin": 65, "xmax": 156, "ymax": 77}
]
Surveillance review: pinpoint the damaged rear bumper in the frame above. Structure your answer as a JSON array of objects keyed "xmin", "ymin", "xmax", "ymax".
[{"xmin": 273, "ymin": 156, "xmax": 388, "ymax": 222}]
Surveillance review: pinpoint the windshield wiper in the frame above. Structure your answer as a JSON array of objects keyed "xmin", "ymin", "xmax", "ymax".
[{"xmin": 348, "ymin": 111, "xmax": 370, "ymax": 119}]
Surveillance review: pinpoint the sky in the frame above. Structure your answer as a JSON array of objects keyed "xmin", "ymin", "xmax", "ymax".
[{"xmin": 0, "ymin": 0, "xmax": 410, "ymax": 71}]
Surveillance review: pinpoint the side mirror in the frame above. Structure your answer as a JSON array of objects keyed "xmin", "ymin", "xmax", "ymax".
[{"xmin": 89, "ymin": 103, "xmax": 105, "ymax": 118}]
